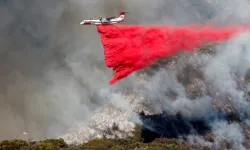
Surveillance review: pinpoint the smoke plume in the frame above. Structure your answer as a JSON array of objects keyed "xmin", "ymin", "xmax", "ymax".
[{"xmin": 0, "ymin": 0, "xmax": 113, "ymax": 140}]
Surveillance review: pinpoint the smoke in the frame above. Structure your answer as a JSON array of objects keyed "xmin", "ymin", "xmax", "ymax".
[
  {"xmin": 0, "ymin": 0, "xmax": 113, "ymax": 140},
  {"xmin": 2, "ymin": 0, "xmax": 250, "ymax": 149},
  {"xmin": 134, "ymin": 31, "xmax": 250, "ymax": 149},
  {"xmin": 212, "ymin": 121, "xmax": 245, "ymax": 150},
  {"xmin": 0, "ymin": 0, "xmax": 168, "ymax": 141}
]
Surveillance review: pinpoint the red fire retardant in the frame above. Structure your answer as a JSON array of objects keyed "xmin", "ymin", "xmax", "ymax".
[{"xmin": 97, "ymin": 24, "xmax": 245, "ymax": 85}]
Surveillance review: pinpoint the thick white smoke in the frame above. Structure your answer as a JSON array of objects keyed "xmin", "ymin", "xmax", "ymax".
[{"xmin": 137, "ymin": 32, "xmax": 250, "ymax": 149}]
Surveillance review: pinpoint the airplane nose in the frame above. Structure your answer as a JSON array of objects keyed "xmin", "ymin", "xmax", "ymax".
[{"xmin": 80, "ymin": 21, "xmax": 84, "ymax": 25}]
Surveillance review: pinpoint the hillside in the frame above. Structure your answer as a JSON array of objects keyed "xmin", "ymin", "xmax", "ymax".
[{"xmin": 2, "ymin": 42, "xmax": 250, "ymax": 149}]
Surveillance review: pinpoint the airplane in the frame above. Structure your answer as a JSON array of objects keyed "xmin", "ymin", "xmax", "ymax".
[{"xmin": 80, "ymin": 12, "xmax": 126, "ymax": 25}]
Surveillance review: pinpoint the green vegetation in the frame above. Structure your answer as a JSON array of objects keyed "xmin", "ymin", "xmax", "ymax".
[
  {"xmin": 0, "ymin": 139, "xmax": 28, "ymax": 150},
  {"xmin": 0, "ymin": 124, "xmax": 234, "ymax": 150},
  {"xmin": 0, "ymin": 138, "xmax": 189, "ymax": 150},
  {"xmin": 0, "ymin": 138, "xmax": 68, "ymax": 150},
  {"xmin": 0, "ymin": 125, "xmax": 189, "ymax": 150}
]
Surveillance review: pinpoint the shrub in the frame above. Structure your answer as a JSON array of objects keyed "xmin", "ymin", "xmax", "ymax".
[
  {"xmin": 153, "ymin": 138, "xmax": 190, "ymax": 150},
  {"xmin": 153, "ymin": 138, "xmax": 179, "ymax": 145},
  {"xmin": 0, "ymin": 139, "xmax": 28, "ymax": 150},
  {"xmin": 33, "ymin": 138, "xmax": 68, "ymax": 150},
  {"xmin": 80, "ymin": 138, "xmax": 116, "ymax": 150},
  {"xmin": 127, "ymin": 124, "xmax": 143, "ymax": 142},
  {"xmin": 110, "ymin": 145, "xmax": 126, "ymax": 150}
]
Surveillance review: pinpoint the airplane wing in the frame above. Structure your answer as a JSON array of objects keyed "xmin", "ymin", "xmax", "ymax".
[{"xmin": 106, "ymin": 16, "xmax": 116, "ymax": 21}]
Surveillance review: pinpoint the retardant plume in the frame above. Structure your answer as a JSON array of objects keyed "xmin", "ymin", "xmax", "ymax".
[{"xmin": 97, "ymin": 24, "xmax": 247, "ymax": 84}]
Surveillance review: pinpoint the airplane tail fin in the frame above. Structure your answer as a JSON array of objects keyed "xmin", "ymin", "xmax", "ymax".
[{"xmin": 119, "ymin": 12, "xmax": 129, "ymax": 15}]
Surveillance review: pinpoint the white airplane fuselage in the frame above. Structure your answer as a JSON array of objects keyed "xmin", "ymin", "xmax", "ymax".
[{"xmin": 80, "ymin": 13, "xmax": 125, "ymax": 25}]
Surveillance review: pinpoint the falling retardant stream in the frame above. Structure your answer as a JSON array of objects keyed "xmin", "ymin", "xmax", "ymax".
[{"xmin": 97, "ymin": 24, "xmax": 248, "ymax": 85}]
